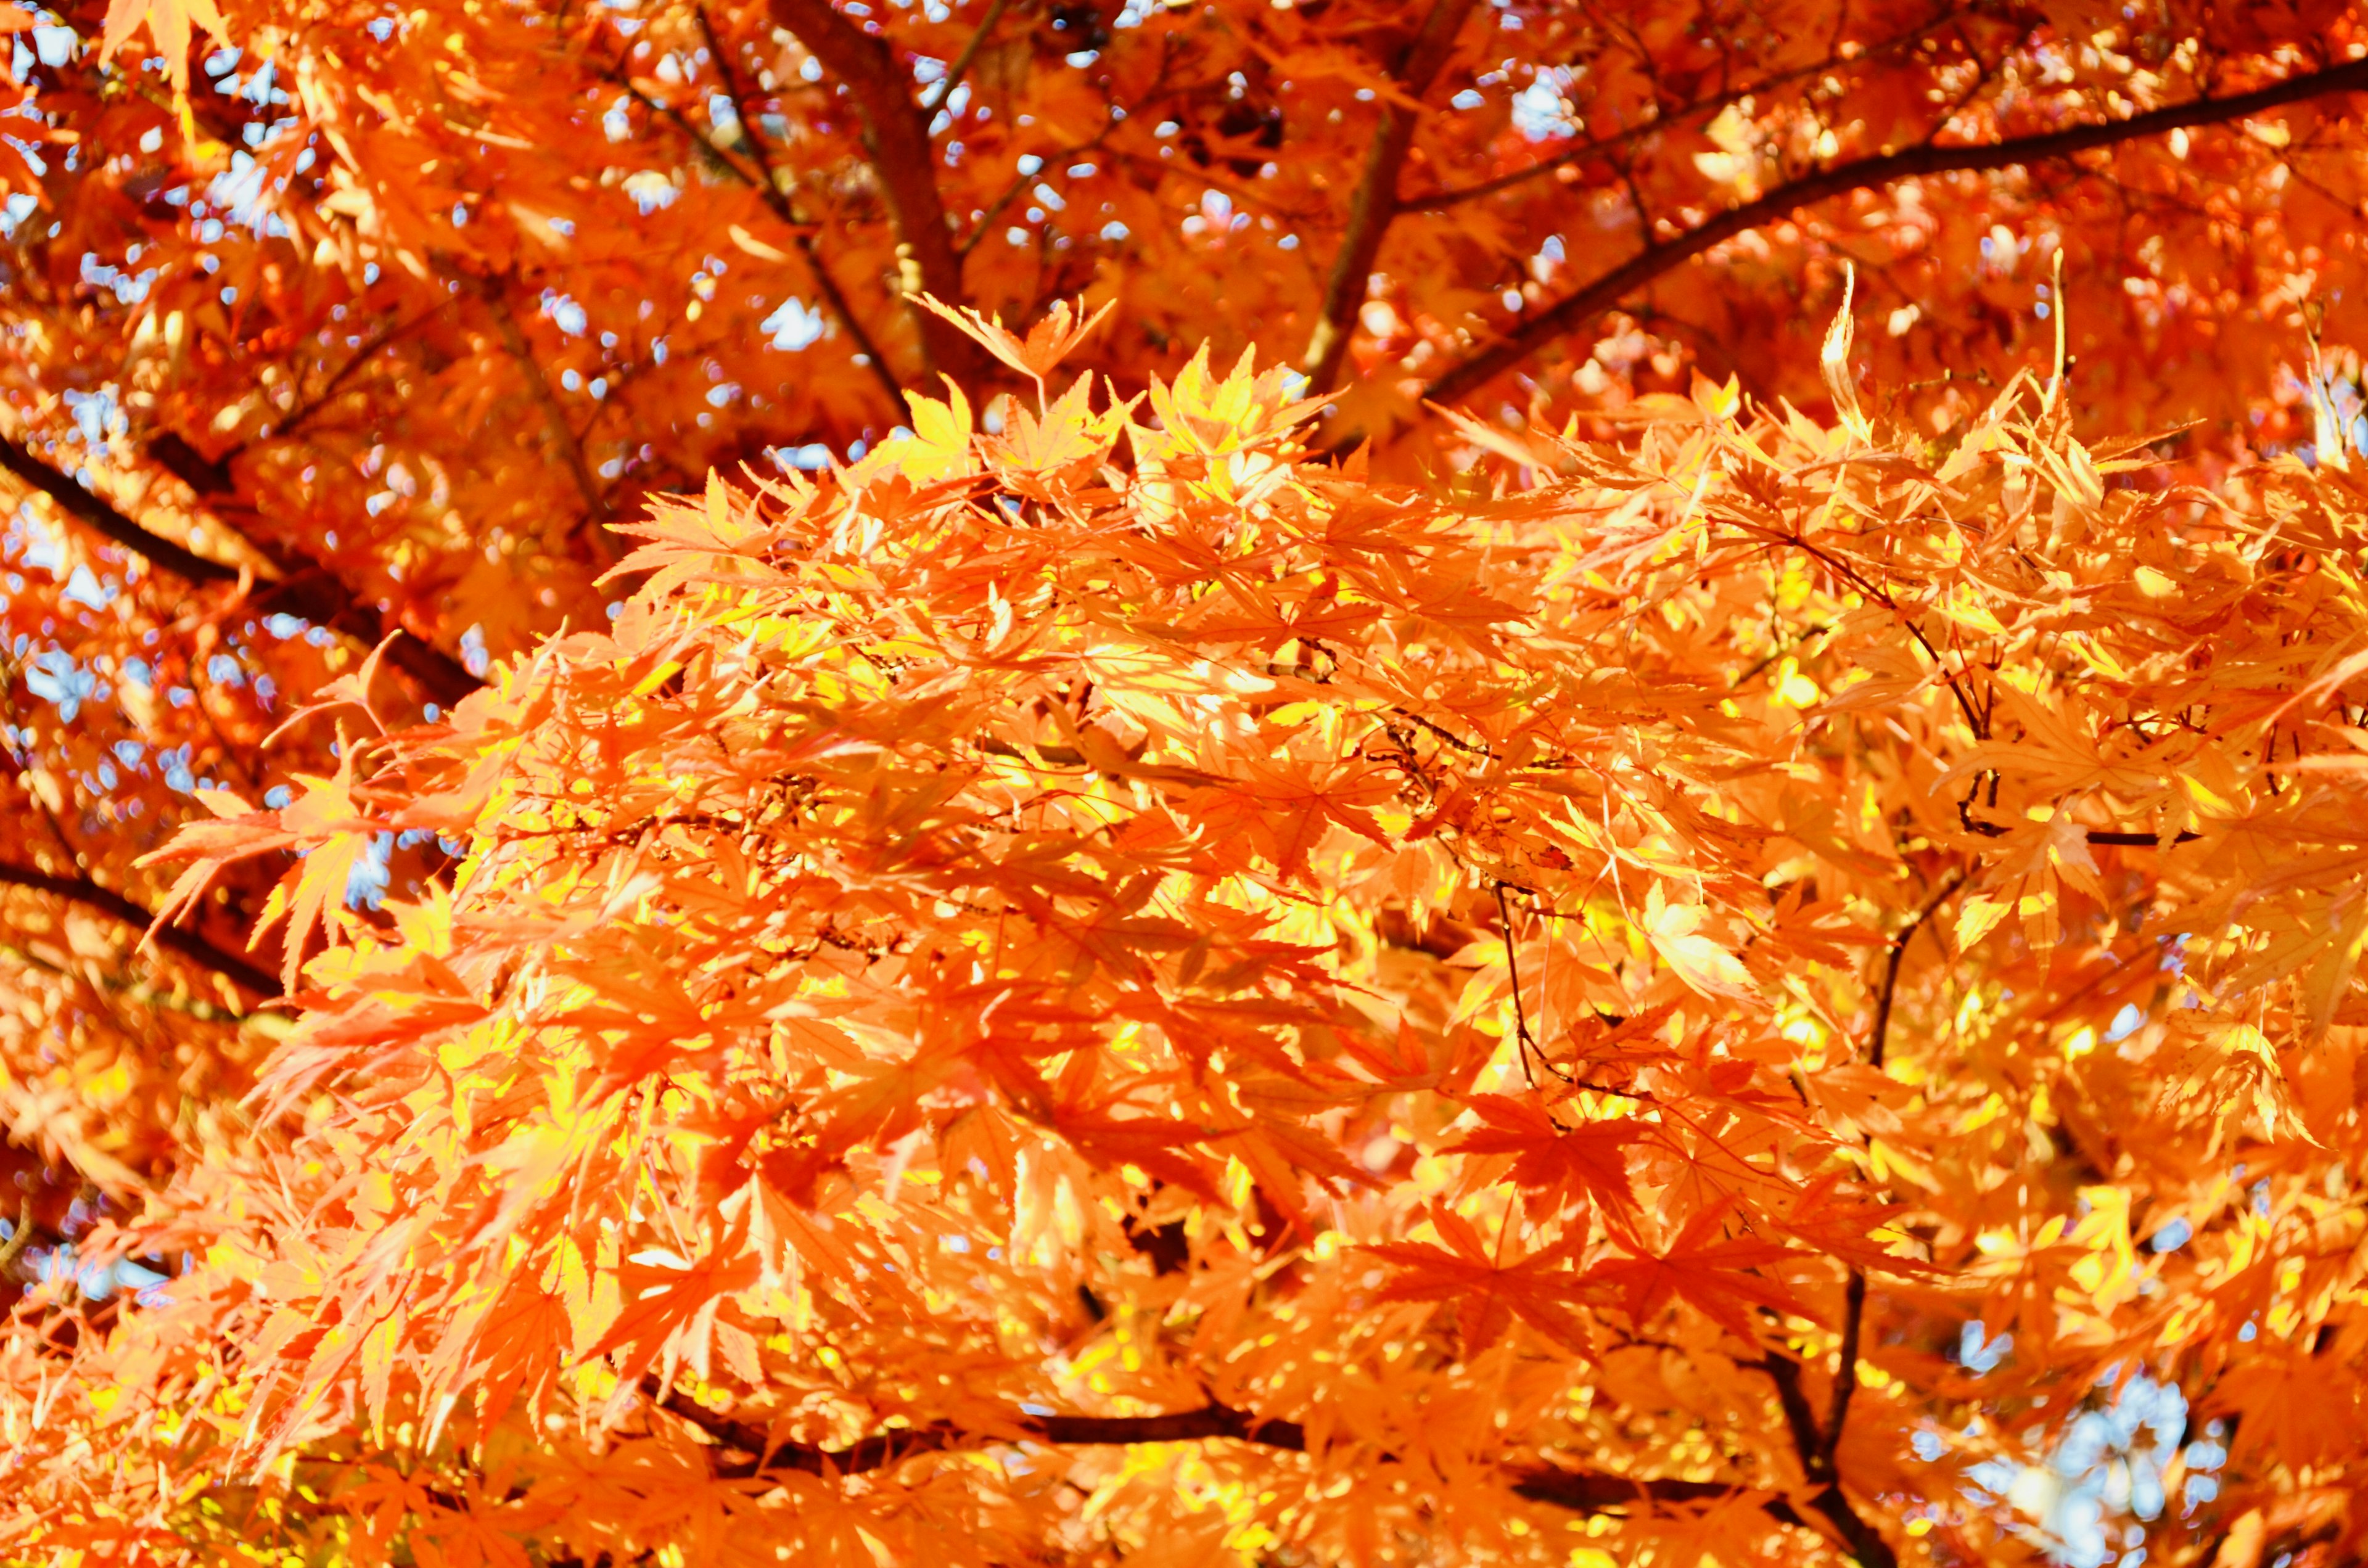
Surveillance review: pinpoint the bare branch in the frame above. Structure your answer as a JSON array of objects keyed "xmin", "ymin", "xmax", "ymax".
[
  {"xmin": 1418, "ymin": 57, "xmax": 2368, "ymax": 409},
  {"xmin": 1299, "ymin": 0, "xmax": 1479, "ymax": 392},
  {"xmin": 768, "ymin": 0, "xmax": 984, "ymax": 387}
]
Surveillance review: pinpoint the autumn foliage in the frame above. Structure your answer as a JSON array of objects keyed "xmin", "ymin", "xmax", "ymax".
[{"xmin": 10, "ymin": 1, "xmax": 2368, "ymax": 1566}]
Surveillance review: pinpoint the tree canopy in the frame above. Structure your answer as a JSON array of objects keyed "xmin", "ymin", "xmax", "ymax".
[{"xmin": 5, "ymin": 2, "xmax": 2368, "ymax": 1567}]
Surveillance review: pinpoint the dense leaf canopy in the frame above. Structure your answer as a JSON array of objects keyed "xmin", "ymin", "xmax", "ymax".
[{"xmin": 6, "ymin": 2, "xmax": 2368, "ymax": 1567}]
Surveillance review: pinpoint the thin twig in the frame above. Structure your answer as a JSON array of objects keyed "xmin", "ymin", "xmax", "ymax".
[
  {"xmin": 476, "ymin": 279, "xmax": 614, "ymax": 545},
  {"xmin": 922, "ymin": 0, "xmax": 1009, "ymax": 113}
]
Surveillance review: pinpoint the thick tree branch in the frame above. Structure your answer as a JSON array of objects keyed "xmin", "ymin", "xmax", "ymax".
[
  {"xmin": 657, "ymin": 1389, "xmax": 1823, "ymax": 1528},
  {"xmin": 0, "ymin": 437, "xmax": 482, "ymax": 710},
  {"xmin": 1299, "ymin": 0, "xmax": 1478, "ymax": 393},
  {"xmin": 0, "ymin": 861, "xmax": 278, "ymax": 998},
  {"xmin": 768, "ymin": 0, "xmax": 983, "ymax": 388},
  {"xmin": 0, "ymin": 439, "xmax": 237, "ymax": 586},
  {"xmin": 1418, "ymin": 57, "xmax": 2368, "ymax": 408}
]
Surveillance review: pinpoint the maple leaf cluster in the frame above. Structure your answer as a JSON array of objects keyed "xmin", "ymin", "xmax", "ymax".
[
  {"xmin": 0, "ymin": 298, "xmax": 2365, "ymax": 1568},
  {"xmin": 6, "ymin": 0, "xmax": 2368, "ymax": 1566}
]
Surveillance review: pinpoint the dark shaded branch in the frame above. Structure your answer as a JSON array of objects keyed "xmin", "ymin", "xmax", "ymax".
[
  {"xmin": 689, "ymin": 6, "xmax": 908, "ymax": 411},
  {"xmin": 658, "ymin": 1389, "xmax": 1825, "ymax": 1527},
  {"xmin": 477, "ymin": 281, "xmax": 613, "ymax": 530},
  {"xmin": 1299, "ymin": 0, "xmax": 1478, "ymax": 392},
  {"xmin": 921, "ymin": 0, "xmax": 1009, "ymax": 114},
  {"xmin": 1868, "ymin": 868, "xmax": 1963, "ymax": 1070},
  {"xmin": 0, "ymin": 437, "xmax": 481, "ymax": 710},
  {"xmin": 1962, "ymin": 815, "xmax": 2198, "ymax": 847},
  {"xmin": 0, "ymin": 438, "xmax": 237, "ymax": 585},
  {"xmin": 1418, "ymin": 57, "xmax": 2368, "ymax": 408},
  {"xmin": 1805, "ymin": 1482, "xmax": 1901, "ymax": 1568},
  {"xmin": 0, "ymin": 861, "xmax": 279, "ymax": 998},
  {"xmin": 1825, "ymin": 1270, "xmax": 1869, "ymax": 1469},
  {"xmin": 768, "ymin": 0, "xmax": 984, "ymax": 387},
  {"xmin": 1756, "ymin": 1353, "xmax": 1899, "ymax": 1568},
  {"xmin": 1758, "ymin": 1350, "xmax": 1832, "ymax": 1482}
]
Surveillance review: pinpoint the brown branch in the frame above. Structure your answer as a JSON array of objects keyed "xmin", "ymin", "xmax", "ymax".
[
  {"xmin": 0, "ymin": 438, "xmax": 238, "ymax": 586},
  {"xmin": 1417, "ymin": 56, "xmax": 2368, "ymax": 409},
  {"xmin": 657, "ymin": 1388, "xmax": 1801, "ymax": 1520},
  {"xmin": 1299, "ymin": 0, "xmax": 1478, "ymax": 392},
  {"xmin": 477, "ymin": 281, "xmax": 614, "ymax": 532},
  {"xmin": 688, "ymin": 7, "xmax": 908, "ymax": 412},
  {"xmin": 1962, "ymin": 815, "xmax": 2198, "ymax": 847},
  {"xmin": 0, "ymin": 437, "xmax": 482, "ymax": 710},
  {"xmin": 1779, "ymin": 864, "xmax": 1967, "ymax": 1555},
  {"xmin": 1868, "ymin": 867, "xmax": 1963, "ymax": 1071},
  {"xmin": 0, "ymin": 861, "xmax": 279, "ymax": 998},
  {"xmin": 768, "ymin": 0, "xmax": 984, "ymax": 387},
  {"xmin": 921, "ymin": 0, "xmax": 1009, "ymax": 114},
  {"xmin": 1755, "ymin": 1353, "xmax": 1900, "ymax": 1568}
]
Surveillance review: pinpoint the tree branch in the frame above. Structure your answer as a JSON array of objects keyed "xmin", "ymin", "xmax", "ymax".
[
  {"xmin": 477, "ymin": 281, "xmax": 614, "ymax": 532},
  {"xmin": 1418, "ymin": 57, "xmax": 2368, "ymax": 409},
  {"xmin": 1823, "ymin": 870, "xmax": 1964, "ymax": 1469},
  {"xmin": 0, "ymin": 438, "xmax": 238, "ymax": 586},
  {"xmin": 768, "ymin": 0, "xmax": 983, "ymax": 387},
  {"xmin": 688, "ymin": 6, "xmax": 909, "ymax": 413},
  {"xmin": 1299, "ymin": 0, "xmax": 1478, "ymax": 393},
  {"xmin": 1868, "ymin": 867, "xmax": 1963, "ymax": 1072},
  {"xmin": 1756, "ymin": 1353, "xmax": 1900, "ymax": 1568},
  {"xmin": 921, "ymin": 0, "xmax": 1009, "ymax": 114},
  {"xmin": 0, "ymin": 860, "xmax": 279, "ymax": 998},
  {"xmin": 0, "ymin": 438, "xmax": 482, "ymax": 710},
  {"xmin": 656, "ymin": 1389, "xmax": 1827, "ymax": 1529}
]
